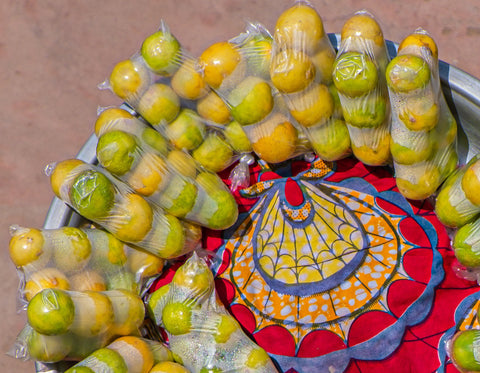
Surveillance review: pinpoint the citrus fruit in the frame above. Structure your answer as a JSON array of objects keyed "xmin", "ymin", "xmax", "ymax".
[
  {"xmin": 333, "ymin": 52, "xmax": 378, "ymax": 97},
  {"xmin": 96, "ymin": 130, "xmax": 138, "ymax": 176},
  {"xmin": 25, "ymin": 326, "xmax": 72, "ymax": 363},
  {"xmin": 89, "ymin": 229, "xmax": 128, "ymax": 272},
  {"xmin": 109, "ymin": 58, "xmax": 151, "ymax": 102},
  {"xmin": 167, "ymin": 149, "xmax": 198, "ymax": 179},
  {"xmin": 453, "ymin": 219, "xmax": 480, "ymax": 267},
  {"xmin": 171, "ymin": 58, "xmax": 209, "ymax": 100},
  {"xmin": 342, "ymin": 94, "xmax": 387, "ymax": 128},
  {"xmin": 192, "ymin": 133, "xmax": 234, "ymax": 173},
  {"xmin": 270, "ymin": 49, "xmax": 315, "ymax": 93},
  {"xmin": 106, "ymin": 271, "xmax": 138, "ymax": 293},
  {"xmin": 245, "ymin": 347, "xmax": 271, "ymax": 369},
  {"xmin": 462, "ymin": 160, "xmax": 480, "ymax": 206},
  {"xmin": 307, "ymin": 119, "xmax": 351, "ymax": 161},
  {"xmin": 53, "ymin": 227, "xmax": 92, "ymax": 274},
  {"xmin": 70, "ymin": 270, "xmax": 107, "ymax": 292},
  {"xmin": 94, "ymin": 107, "xmax": 134, "ymax": 137},
  {"xmin": 162, "ymin": 301, "xmax": 193, "ymax": 335},
  {"xmin": 341, "ymin": 12, "xmax": 384, "ymax": 47},
  {"xmin": 350, "ymin": 128, "xmax": 391, "ymax": 166},
  {"xmin": 87, "ymin": 347, "xmax": 128, "ymax": 373},
  {"xmin": 390, "ymin": 136, "xmax": 433, "ymax": 165},
  {"xmin": 166, "ymin": 108, "xmax": 206, "ymax": 150},
  {"xmin": 159, "ymin": 176, "xmax": 198, "ymax": 218},
  {"xmin": 109, "ymin": 336, "xmax": 154, "ymax": 373},
  {"xmin": 199, "ymin": 41, "xmax": 242, "ymax": 89},
  {"xmin": 147, "ymin": 213, "xmax": 186, "ymax": 259},
  {"xmin": 141, "ymin": 29, "xmax": 181, "ymax": 75},
  {"xmin": 310, "ymin": 46, "xmax": 336, "ymax": 84},
  {"xmin": 127, "ymin": 249, "xmax": 165, "ymax": 279},
  {"xmin": 70, "ymin": 290, "xmax": 115, "ymax": 338},
  {"xmin": 9, "ymin": 227, "xmax": 49, "ymax": 269},
  {"xmin": 196, "ymin": 189, "xmax": 238, "ymax": 230},
  {"xmin": 196, "ymin": 90, "xmax": 232, "ymax": 125},
  {"xmin": 150, "ymin": 361, "xmax": 190, "ymax": 373},
  {"xmin": 172, "ymin": 253, "xmax": 214, "ymax": 300},
  {"xmin": 128, "ymin": 153, "xmax": 168, "ymax": 197},
  {"xmin": 49, "ymin": 159, "xmax": 84, "ymax": 198},
  {"xmin": 214, "ymin": 314, "xmax": 240, "ymax": 344},
  {"xmin": 286, "ymin": 82, "xmax": 334, "ymax": 127},
  {"xmin": 398, "ymin": 32, "xmax": 438, "ymax": 59},
  {"xmin": 27, "ymin": 288, "xmax": 75, "ymax": 335},
  {"xmin": 141, "ymin": 127, "xmax": 168, "ymax": 156},
  {"xmin": 70, "ymin": 169, "xmax": 116, "ymax": 220},
  {"xmin": 274, "ymin": 3, "xmax": 325, "ymax": 53},
  {"xmin": 112, "ymin": 193, "xmax": 153, "ymax": 243},
  {"xmin": 147, "ymin": 283, "xmax": 171, "ymax": 324},
  {"xmin": 243, "ymin": 34, "xmax": 273, "ymax": 78},
  {"xmin": 451, "ymin": 330, "xmax": 480, "ymax": 372},
  {"xmin": 137, "ymin": 83, "xmax": 180, "ymax": 126},
  {"xmin": 224, "ymin": 120, "xmax": 252, "ymax": 153},
  {"xmin": 396, "ymin": 164, "xmax": 441, "ymax": 200},
  {"xmin": 65, "ymin": 366, "xmax": 95, "ymax": 373},
  {"xmin": 399, "ymin": 97, "xmax": 439, "ymax": 131},
  {"xmin": 24, "ymin": 267, "xmax": 70, "ymax": 301},
  {"xmin": 228, "ymin": 76, "xmax": 274, "ymax": 125},
  {"xmin": 386, "ymin": 54, "xmax": 431, "ymax": 93},
  {"xmin": 249, "ymin": 113, "xmax": 298, "ymax": 163},
  {"xmin": 108, "ymin": 292, "xmax": 146, "ymax": 336}
]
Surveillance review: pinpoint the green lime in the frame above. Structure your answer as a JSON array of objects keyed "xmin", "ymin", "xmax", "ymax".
[
  {"xmin": 96, "ymin": 130, "xmax": 138, "ymax": 176},
  {"xmin": 451, "ymin": 330, "xmax": 480, "ymax": 371},
  {"xmin": 192, "ymin": 134, "xmax": 233, "ymax": 173},
  {"xmin": 166, "ymin": 108, "xmax": 205, "ymax": 150},
  {"xmin": 141, "ymin": 29, "xmax": 181, "ymax": 75},
  {"xmin": 333, "ymin": 52, "xmax": 378, "ymax": 97},
  {"xmin": 142, "ymin": 127, "xmax": 168, "ymax": 155},
  {"xmin": 70, "ymin": 170, "xmax": 115, "ymax": 220},
  {"xmin": 27, "ymin": 288, "xmax": 75, "ymax": 335},
  {"xmin": 162, "ymin": 301, "xmax": 192, "ymax": 335},
  {"xmin": 386, "ymin": 54, "xmax": 431, "ymax": 93}
]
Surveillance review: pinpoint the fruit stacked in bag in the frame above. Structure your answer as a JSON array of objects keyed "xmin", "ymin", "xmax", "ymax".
[
  {"xmin": 434, "ymin": 154, "xmax": 480, "ymax": 280},
  {"xmin": 46, "ymin": 158, "xmax": 202, "ymax": 260},
  {"xmin": 332, "ymin": 11, "xmax": 391, "ymax": 166},
  {"xmin": 447, "ymin": 322, "xmax": 480, "ymax": 373},
  {"xmin": 198, "ymin": 21, "xmax": 312, "ymax": 166},
  {"xmin": 147, "ymin": 253, "xmax": 278, "ymax": 372},
  {"xmin": 100, "ymin": 20, "xmax": 248, "ymax": 180},
  {"xmin": 94, "ymin": 106, "xmax": 238, "ymax": 230},
  {"xmin": 13, "ymin": 288, "xmax": 146, "ymax": 363},
  {"xmin": 8, "ymin": 225, "xmax": 165, "ymax": 305},
  {"xmin": 386, "ymin": 29, "xmax": 459, "ymax": 200},
  {"xmin": 64, "ymin": 336, "xmax": 190, "ymax": 373},
  {"xmin": 270, "ymin": 1, "xmax": 351, "ymax": 161}
]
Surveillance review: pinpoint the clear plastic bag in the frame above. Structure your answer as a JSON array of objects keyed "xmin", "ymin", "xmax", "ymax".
[
  {"xmin": 8, "ymin": 225, "xmax": 165, "ymax": 306},
  {"xmin": 45, "ymin": 159, "xmax": 201, "ymax": 259},
  {"xmin": 333, "ymin": 10, "xmax": 391, "ymax": 166},
  {"xmin": 386, "ymin": 29, "xmax": 459, "ymax": 200},
  {"xmin": 95, "ymin": 107, "xmax": 239, "ymax": 230},
  {"xmin": 270, "ymin": 0, "xmax": 351, "ymax": 162},
  {"xmin": 12, "ymin": 289, "xmax": 145, "ymax": 363},
  {"xmin": 147, "ymin": 252, "xmax": 279, "ymax": 372},
  {"xmin": 445, "ymin": 329, "xmax": 480, "ymax": 373}
]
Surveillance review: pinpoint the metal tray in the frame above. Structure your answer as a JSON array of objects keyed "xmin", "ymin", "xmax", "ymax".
[{"xmin": 35, "ymin": 35, "xmax": 480, "ymax": 372}]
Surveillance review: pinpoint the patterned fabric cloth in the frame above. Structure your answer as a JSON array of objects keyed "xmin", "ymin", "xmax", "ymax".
[{"xmin": 152, "ymin": 156, "xmax": 480, "ymax": 373}]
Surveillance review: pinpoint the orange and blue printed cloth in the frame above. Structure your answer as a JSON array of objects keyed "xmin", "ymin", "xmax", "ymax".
[{"xmin": 152, "ymin": 156, "xmax": 480, "ymax": 373}]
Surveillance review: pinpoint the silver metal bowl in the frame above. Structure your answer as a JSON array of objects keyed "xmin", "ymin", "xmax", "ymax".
[{"xmin": 35, "ymin": 36, "xmax": 480, "ymax": 372}]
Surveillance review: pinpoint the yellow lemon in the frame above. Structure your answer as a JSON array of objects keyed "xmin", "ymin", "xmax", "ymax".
[
  {"xmin": 462, "ymin": 162, "xmax": 480, "ymax": 206},
  {"xmin": 166, "ymin": 108, "xmax": 206, "ymax": 151},
  {"xmin": 396, "ymin": 165, "xmax": 441, "ymax": 200},
  {"xmin": 128, "ymin": 153, "xmax": 168, "ymax": 197},
  {"xmin": 270, "ymin": 49, "xmax": 315, "ymax": 93},
  {"xmin": 108, "ymin": 291, "xmax": 146, "ymax": 337},
  {"xmin": 399, "ymin": 98, "xmax": 439, "ymax": 131},
  {"xmin": 196, "ymin": 90, "xmax": 232, "ymax": 125},
  {"xmin": 49, "ymin": 159, "xmax": 84, "ymax": 199},
  {"xmin": 341, "ymin": 12, "xmax": 384, "ymax": 47},
  {"xmin": 9, "ymin": 227, "xmax": 48, "ymax": 268},
  {"xmin": 214, "ymin": 314, "xmax": 240, "ymax": 344},
  {"xmin": 24, "ymin": 267, "xmax": 70, "ymax": 301},
  {"xmin": 94, "ymin": 107, "xmax": 134, "ymax": 137},
  {"xmin": 162, "ymin": 302, "xmax": 193, "ymax": 335},
  {"xmin": 171, "ymin": 59, "xmax": 209, "ymax": 100},
  {"xmin": 109, "ymin": 58, "xmax": 151, "ymax": 102},
  {"xmin": 351, "ymin": 131, "xmax": 391, "ymax": 166},
  {"xmin": 250, "ymin": 113, "xmax": 298, "ymax": 163},
  {"xmin": 199, "ymin": 41, "xmax": 242, "ymax": 89},
  {"xmin": 172, "ymin": 255, "xmax": 214, "ymax": 301},
  {"xmin": 286, "ymin": 83, "xmax": 334, "ymax": 127},
  {"xmin": 274, "ymin": 3, "xmax": 325, "ymax": 53},
  {"xmin": 113, "ymin": 193, "xmax": 153, "ymax": 243},
  {"xmin": 245, "ymin": 347, "xmax": 271, "ymax": 369}
]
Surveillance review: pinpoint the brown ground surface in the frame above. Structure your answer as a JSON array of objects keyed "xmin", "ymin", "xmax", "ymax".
[{"xmin": 2, "ymin": 1, "xmax": 480, "ymax": 371}]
